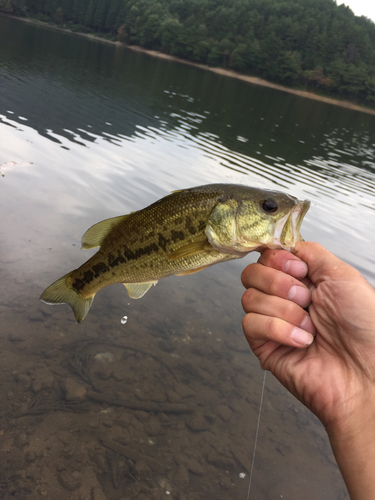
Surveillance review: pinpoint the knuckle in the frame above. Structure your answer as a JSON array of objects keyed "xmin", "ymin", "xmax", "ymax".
[
  {"xmin": 241, "ymin": 264, "xmax": 255, "ymax": 286},
  {"xmin": 268, "ymin": 271, "xmax": 297, "ymax": 299},
  {"xmin": 242, "ymin": 314, "xmax": 252, "ymax": 335},
  {"xmin": 268, "ymin": 272, "xmax": 285, "ymax": 295},
  {"xmin": 281, "ymin": 299, "xmax": 299, "ymax": 318},
  {"xmin": 241, "ymin": 287, "xmax": 258, "ymax": 307},
  {"xmin": 264, "ymin": 315, "xmax": 281, "ymax": 338},
  {"xmin": 241, "ymin": 263, "xmax": 261, "ymax": 287}
]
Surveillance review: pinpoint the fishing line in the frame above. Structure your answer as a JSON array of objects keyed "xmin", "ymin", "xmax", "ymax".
[{"xmin": 246, "ymin": 369, "xmax": 267, "ymax": 500}]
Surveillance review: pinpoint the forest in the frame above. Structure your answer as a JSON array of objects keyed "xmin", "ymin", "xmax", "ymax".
[{"xmin": 2, "ymin": 0, "xmax": 375, "ymax": 105}]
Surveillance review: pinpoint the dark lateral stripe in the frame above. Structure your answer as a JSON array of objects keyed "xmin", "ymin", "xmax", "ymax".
[
  {"xmin": 123, "ymin": 242, "xmax": 159, "ymax": 261},
  {"xmin": 92, "ymin": 262, "xmax": 110, "ymax": 276},
  {"xmin": 108, "ymin": 252, "xmax": 126, "ymax": 268},
  {"xmin": 72, "ymin": 227, "xmax": 192, "ymax": 292},
  {"xmin": 72, "ymin": 261, "xmax": 110, "ymax": 291},
  {"xmin": 158, "ymin": 233, "xmax": 169, "ymax": 252}
]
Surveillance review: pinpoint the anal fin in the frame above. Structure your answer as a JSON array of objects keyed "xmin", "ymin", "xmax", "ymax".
[{"xmin": 123, "ymin": 281, "xmax": 158, "ymax": 299}]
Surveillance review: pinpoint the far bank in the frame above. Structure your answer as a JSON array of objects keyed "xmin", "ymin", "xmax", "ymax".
[{"xmin": 3, "ymin": 12, "xmax": 375, "ymax": 117}]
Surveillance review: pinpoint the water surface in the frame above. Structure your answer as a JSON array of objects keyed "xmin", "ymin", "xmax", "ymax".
[{"xmin": 1, "ymin": 15, "xmax": 375, "ymax": 500}]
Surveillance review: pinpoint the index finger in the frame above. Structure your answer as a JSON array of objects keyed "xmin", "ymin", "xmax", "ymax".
[{"xmin": 257, "ymin": 248, "xmax": 309, "ymax": 279}]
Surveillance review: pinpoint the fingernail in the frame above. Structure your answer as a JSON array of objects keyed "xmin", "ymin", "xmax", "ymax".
[
  {"xmin": 283, "ymin": 260, "xmax": 308, "ymax": 278},
  {"xmin": 288, "ymin": 285, "xmax": 311, "ymax": 307},
  {"xmin": 291, "ymin": 327, "xmax": 314, "ymax": 347}
]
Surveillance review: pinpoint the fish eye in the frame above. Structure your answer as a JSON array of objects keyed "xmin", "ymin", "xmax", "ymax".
[{"xmin": 261, "ymin": 198, "xmax": 278, "ymax": 213}]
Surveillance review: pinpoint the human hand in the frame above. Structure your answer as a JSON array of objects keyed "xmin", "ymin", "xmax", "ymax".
[{"xmin": 241, "ymin": 241, "xmax": 375, "ymax": 429}]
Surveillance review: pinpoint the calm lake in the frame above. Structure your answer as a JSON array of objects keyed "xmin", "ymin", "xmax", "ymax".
[{"xmin": 1, "ymin": 14, "xmax": 375, "ymax": 500}]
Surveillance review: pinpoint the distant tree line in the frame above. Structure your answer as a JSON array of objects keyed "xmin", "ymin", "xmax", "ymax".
[{"xmin": 2, "ymin": 0, "xmax": 375, "ymax": 105}]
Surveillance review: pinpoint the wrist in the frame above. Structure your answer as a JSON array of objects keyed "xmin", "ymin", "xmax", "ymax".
[
  {"xmin": 326, "ymin": 389, "xmax": 375, "ymax": 453},
  {"xmin": 325, "ymin": 392, "xmax": 375, "ymax": 500}
]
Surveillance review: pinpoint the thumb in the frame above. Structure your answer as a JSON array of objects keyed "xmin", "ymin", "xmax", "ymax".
[{"xmin": 293, "ymin": 242, "xmax": 364, "ymax": 285}]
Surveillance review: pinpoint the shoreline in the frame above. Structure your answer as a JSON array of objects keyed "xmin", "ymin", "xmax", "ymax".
[
  {"xmin": 128, "ymin": 46, "xmax": 375, "ymax": 115},
  {"xmin": 3, "ymin": 13, "xmax": 375, "ymax": 116}
]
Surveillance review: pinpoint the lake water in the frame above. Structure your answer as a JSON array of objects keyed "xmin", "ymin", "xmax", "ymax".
[{"xmin": 1, "ymin": 14, "xmax": 375, "ymax": 500}]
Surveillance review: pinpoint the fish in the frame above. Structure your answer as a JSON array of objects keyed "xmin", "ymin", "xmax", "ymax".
[{"xmin": 40, "ymin": 183, "xmax": 310, "ymax": 323}]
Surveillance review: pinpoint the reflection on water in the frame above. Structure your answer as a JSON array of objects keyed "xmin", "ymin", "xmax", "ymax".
[{"xmin": 1, "ymin": 14, "xmax": 374, "ymax": 500}]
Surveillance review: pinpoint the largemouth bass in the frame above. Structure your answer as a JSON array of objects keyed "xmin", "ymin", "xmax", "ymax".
[{"xmin": 40, "ymin": 184, "xmax": 310, "ymax": 323}]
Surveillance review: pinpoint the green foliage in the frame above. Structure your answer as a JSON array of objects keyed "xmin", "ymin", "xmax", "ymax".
[
  {"xmin": 139, "ymin": 13, "xmax": 162, "ymax": 48},
  {"xmin": 272, "ymin": 50, "xmax": 302, "ymax": 84},
  {"xmin": 0, "ymin": 0, "xmax": 14, "ymax": 12},
  {"xmin": 18, "ymin": 0, "xmax": 375, "ymax": 104},
  {"xmin": 159, "ymin": 17, "xmax": 182, "ymax": 51},
  {"xmin": 72, "ymin": 0, "xmax": 89, "ymax": 24},
  {"xmin": 104, "ymin": 0, "xmax": 120, "ymax": 31},
  {"xmin": 0, "ymin": 0, "xmax": 26, "ymax": 14},
  {"xmin": 83, "ymin": 0, "xmax": 95, "ymax": 27},
  {"xmin": 92, "ymin": 0, "xmax": 108, "ymax": 31},
  {"xmin": 207, "ymin": 44, "xmax": 221, "ymax": 66},
  {"xmin": 54, "ymin": 5, "xmax": 63, "ymax": 22}
]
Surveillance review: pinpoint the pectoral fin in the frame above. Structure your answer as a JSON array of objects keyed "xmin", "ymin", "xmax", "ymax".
[
  {"xmin": 123, "ymin": 281, "xmax": 158, "ymax": 299},
  {"xmin": 81, "ymin": 215, "xmax": 130, "ymax": 249},
  {"xmin": 167, "ymin": 240, "xmax": 212, "ymax": 260}
]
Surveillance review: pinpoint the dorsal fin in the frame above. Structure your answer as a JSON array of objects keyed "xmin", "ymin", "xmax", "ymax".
[{"xmin": 81, "ymin": 215, "xmax": 130, "ymax": 249}]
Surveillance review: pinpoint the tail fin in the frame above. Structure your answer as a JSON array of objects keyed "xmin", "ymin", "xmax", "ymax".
[{"xmin": 40, "ymin": 272, "xmax": 95, "ymax": 323}]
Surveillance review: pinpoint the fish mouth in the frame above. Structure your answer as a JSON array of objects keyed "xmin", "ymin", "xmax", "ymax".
[{"xmin": 274, "ymin": 200, "xmax": 310, "ymax": 251}]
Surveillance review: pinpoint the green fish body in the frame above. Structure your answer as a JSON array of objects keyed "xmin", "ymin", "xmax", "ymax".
[{"xmin": 40, "ymin": 184, "xmax": 310, "ymax": 322}]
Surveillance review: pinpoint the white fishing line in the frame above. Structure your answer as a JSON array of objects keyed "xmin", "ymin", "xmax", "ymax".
[{"xmin": 246, "ymin": 369, "xmax": 267, "ymax": 500}]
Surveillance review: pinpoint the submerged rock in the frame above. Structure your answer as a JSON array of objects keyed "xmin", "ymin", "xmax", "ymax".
[
  {"xmin": 57, "ymin": 470, "xmax": 82, "ymax": 491},
  {"xmin": 61, "ymin": 378, "xmax": 87, "ymax": 401},
  {"xmin": 173, "ymin": 464, "xmax": 189, "ymax": 486}
]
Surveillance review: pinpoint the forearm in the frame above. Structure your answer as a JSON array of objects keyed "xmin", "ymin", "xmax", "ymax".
[{"xmin": 326, "ymin": 405, "xmax": 375, "ymax": 500}]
